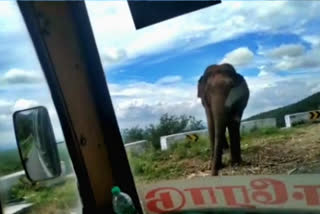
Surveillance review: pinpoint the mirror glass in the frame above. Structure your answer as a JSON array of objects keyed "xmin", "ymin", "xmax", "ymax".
[{"xmin": 13, "ymin": 106, "xmax": 61, "ymax": 181}]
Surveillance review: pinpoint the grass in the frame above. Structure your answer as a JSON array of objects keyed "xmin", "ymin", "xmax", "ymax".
[
  {"xmin": 8, "ymin": 176, "xmax": 80, "ymax": 214},
  {"xmin": 128, "ymin": 136, "xmax": 213, "ymax": 182},
  {"xmin": 1, "ymin": 142, "xmax": 79, "ymax": 213},
  {"xmin": 2, "ymin": 124, "xmax": 318, "ymax": 212},
  {"xmin": 128, "ymin": 125, "xmax": 318, "ymax": 182}
]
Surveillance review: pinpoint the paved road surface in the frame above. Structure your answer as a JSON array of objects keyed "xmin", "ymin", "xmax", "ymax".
[{"xmin": 25, "ymin": 144, "xmax": 47, "ymax": 180}]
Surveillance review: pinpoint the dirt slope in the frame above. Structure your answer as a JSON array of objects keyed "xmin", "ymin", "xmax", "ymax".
[
  {"xmin": 130, "ymin": 123, "xmax": 320, "ymax": 184},
  {"xmin": 188, "ymin": 123, "xmax": 320, "ymax": 178}
]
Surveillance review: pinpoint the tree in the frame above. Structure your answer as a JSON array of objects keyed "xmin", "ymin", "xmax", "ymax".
[
  {"xmin": 187, "ymin": 115, "xmax": 206, "ymax": 131},
  {"xmin": 121, "ymin": 113, "xmax": 206, "ymax": 149},
  {"xmin": 145, "ymin": 114, "xmax": 205, "ymax": 149},
  {"xmin": 122, "ymin": 126, "xmax": 146, "ymax": 144}
]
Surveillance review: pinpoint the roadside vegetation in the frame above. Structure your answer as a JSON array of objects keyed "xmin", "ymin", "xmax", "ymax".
[
  {"xmin": 1, "ymin": 142, "xmax": 79, "ymax": 213},
  {"xmin": 122, "ymin": 113, "xmax": 205, "ymax": 149},
  {"xmin": 0, "ymin": 143, "xmax": 73, "ymax": 177},
  {"xmin": 0, "ymin": 149, "xmax": 22, "ymax": 176},
  {"xmin": 8, "ymin": 176, "xmax": 80, "ymax": 214},
  {"xmin": 128, "ymin": 123, "xmax": 320, "ymax": 183},
  {"xmin": 2, "ymin": 112, "xmax": 320, "ymax": 212}
]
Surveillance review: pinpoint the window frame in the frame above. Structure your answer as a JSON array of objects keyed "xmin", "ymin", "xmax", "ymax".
[
  {"xmin": 17, "ymin": 2, "xmax": 141, "ymax": 213},
  {"xmin": 0, "ymin": 1, "xmax": 223, "ymax": 213}
]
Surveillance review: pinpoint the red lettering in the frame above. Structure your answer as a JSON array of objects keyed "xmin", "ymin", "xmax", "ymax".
[
  {"xmin": 145, "ymin": 187, "xmax": 186, "ymax": 213},
  {"xmin": 294, "ymin": 185, "xmax": 320, "ymax": 206},
  {"xmin": 251, "ymin": 178, "xmax": 288, "ymax": 205},
  {"xmin": 216, "ymin": 186, "xmax": 252, "ymax": 207},
  {"xmin": 184, "ymin": 187, "xmax": 217, "ymax": 205}
]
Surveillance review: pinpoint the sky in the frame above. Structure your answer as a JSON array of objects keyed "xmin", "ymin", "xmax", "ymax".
[{"xmin": 1, "ymin": 1, "xmax": 320, "ymax": 149}]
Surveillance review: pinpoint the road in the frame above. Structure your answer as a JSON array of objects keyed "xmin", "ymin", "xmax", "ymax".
[
  {"xmin": 4, "ymin": 202, "xmax": 33, "ymax": 214},
  {"xmin": 25, "ymin": 144, "xmax": 49, "ymax": 180}
]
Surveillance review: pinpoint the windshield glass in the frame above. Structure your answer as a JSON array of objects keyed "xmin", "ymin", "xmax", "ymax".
[
  {"xmin": 86, "ymin": 1, "xmax": 320, "ymax": 213},
  {"xmin": 0, "ymin": 2, "xmax": 82, "ymax": 213}
]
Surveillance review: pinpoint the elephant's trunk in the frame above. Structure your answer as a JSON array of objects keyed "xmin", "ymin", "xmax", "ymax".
[{"xmin": 209, "ymin": 90, "xmax": 230, "ymax": 175}]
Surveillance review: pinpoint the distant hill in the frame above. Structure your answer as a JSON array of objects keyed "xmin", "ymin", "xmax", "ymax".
[
  {"xmin": 245, "ymin": 92, "xmax": 320, "ymax": 127},
  {"xmin": 0, "ymin": 142, "xmax": 73, "ymax": 176}
]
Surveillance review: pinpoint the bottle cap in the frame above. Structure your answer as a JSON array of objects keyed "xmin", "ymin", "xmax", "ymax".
[{"xmin": 111, "ymin": 186, "xmax": 121, "ymax": 196}]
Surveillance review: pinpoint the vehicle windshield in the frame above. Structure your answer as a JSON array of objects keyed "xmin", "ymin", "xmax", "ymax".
[
  {"xmin": 0, "ymin": 2, "xmax": 82, "ymax": 214},
  {"xmin": 85, "ymin": 1, "xmax": 320, "ymax": 213}
]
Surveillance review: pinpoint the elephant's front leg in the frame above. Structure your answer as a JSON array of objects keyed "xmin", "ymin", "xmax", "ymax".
[
  {"xmin": 204, "ymin": 106, "xmax": 215, "ymax": 168},
  {"xmin": 228, "ymin": 119, "xmax": 242, "ymax": 165},
  {"xmin": 212, "ymin": 130, "xmax": 225, "ymax": 176}
]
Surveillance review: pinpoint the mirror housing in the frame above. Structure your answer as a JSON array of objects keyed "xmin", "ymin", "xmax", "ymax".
[{"xmin": 13, "ymin": 106, "xmax": 61, "ymax": 182}]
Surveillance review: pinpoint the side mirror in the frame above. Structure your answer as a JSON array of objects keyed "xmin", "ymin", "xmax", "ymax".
[{"xmin": 13, "ymin": 106, "xmax": 61, "ymax": 182}]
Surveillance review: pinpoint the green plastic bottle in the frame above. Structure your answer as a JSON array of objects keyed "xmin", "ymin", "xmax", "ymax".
[{"xmin": 112, "ymin": 186, "xmax": 137, "ymax": 214}]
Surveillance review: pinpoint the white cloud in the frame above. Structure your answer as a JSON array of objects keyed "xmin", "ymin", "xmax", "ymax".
[
  {"xmin": 0, "ymin": 98, "xmax": 64, "ymax": 147},
  {"xmin": 0, "ymin": 99, "xmax": 17, "ymax": 149},
  {"xmin": 0, "ymin": 113, "xmax": 11, "ymax": 130},
  {"xmin": 303, "ymin": 35, "xmax": 320, "ymax": 47},
  {"xmin": 257, "ymin": 65, "xmax": 273, "ymax": 77},
  {"xmin": 273, "ymin": 46, "xmax": 320, "ymax": 71},
  {"xmin": 1, "ymin": 69, "xmax": 42, "ymax": 84},
  {"xmin": 220, "ymin": 47, "xmax": 254, "ymax": 67},
  {"xmin": 256, "ymin": 42, "xmax": 320, "ymax": 73},
  {"xmin": 265, "ymin": 44, "xmax": 305, "ymax": 58},
  {"xmin": 101, "ymin": 48, "xmax": 128, "ymax": 67},
  {"xmin": 0, "ymin": 1, "xmax": 41, "ymax": 72},
  {"xmin": 86, "ymin": 1, "xmax": 320, "ymax": 68},
  {"xmin": 108, "ymin": 81, "xmax": 204, "ymax": 128},
  {"xmin": 1, "ymin": 73, "xmax": 319, "ymax": 146},
  {"xmin": 0, "ymin": 2, "xmax": 23, "ymax": 34},
  {"xmin": 1, "ymin": 1, "xmax": 320, "ymax": 146},
  {"xmin": 107, "ymin": 70, "xmax": 320, "ymax": 129},
  {"xmin": 0, "ymin": 100, "xmax": 12, "ymax": 114},
  {"xmin": 156, "ymin": 75, "xmax": 182, "ymax": 85},
  {"xmin": 275, "ymin": 56, "xmax": 319, "ymax": 71},
  {"xmin": 245, "ymin": 73, "xmax": 320, "ymax": 117},
  {"xmin": 12, "ymin": 99, "xmax": 38, "ymax": 112}
]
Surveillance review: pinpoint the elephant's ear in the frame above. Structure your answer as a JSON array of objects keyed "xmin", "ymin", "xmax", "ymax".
[{"xmin": 197, "ymin": 76, "xmax": 205, "ymax": 98}]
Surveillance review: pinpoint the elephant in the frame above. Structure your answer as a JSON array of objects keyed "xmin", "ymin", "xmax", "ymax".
[{"xmin": 197, "ymin": 63, "xmax": 249, "ymax": 176}]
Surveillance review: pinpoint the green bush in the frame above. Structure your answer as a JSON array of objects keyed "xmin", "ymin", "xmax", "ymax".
[
  {"xmin": 127, "ymin": 136, "xmax": 211, "ymax": 181},
  {"xmin": 122, "ymin": 113, "xmax": 205, "ymax": 150},
  {"xmin": 128, "ymin": 145, "xmax": 186, "ymax": 181},
  {"xmin": 8, "ymin": 176, "xmax": 79, "ymax": 212},
  {"xmin": 241, "ymin": 127, "xmax": 280, "ymax": 138},
  {"xmin": 170, "ymin": 137, "xmax": 210, "ymax": 161}
]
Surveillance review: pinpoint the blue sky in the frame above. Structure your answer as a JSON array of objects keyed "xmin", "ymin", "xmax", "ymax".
[
  {"xmin": 1, "ymin": 1, "xmax": 320, "ymax": 149},
  {"xmin": 105, "ymin": 32, "xmax": 309, "ymax": 83},
  {"xmin": 85, "ymin": 0, "xmax": 320, "ymax": 129}
]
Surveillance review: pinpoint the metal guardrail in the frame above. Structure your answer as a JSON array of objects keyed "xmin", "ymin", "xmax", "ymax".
[
  {"xmin": 124, "ymin": 140, "xmax": 148, "ymax": 155},
  {"xmin": 122, "ymin": 118, "xmax": 277, "ymax": 152},
  {"xmin": 160, "ymin": 129, "xmax": 208, "ymax": 150},
  {"xmin": 160, "ymin": 118, "xmax": 277, "ymax": 150},
  {"xmin": 285, "ymin": 110, "xmax": 320, "ymax": 128}
]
